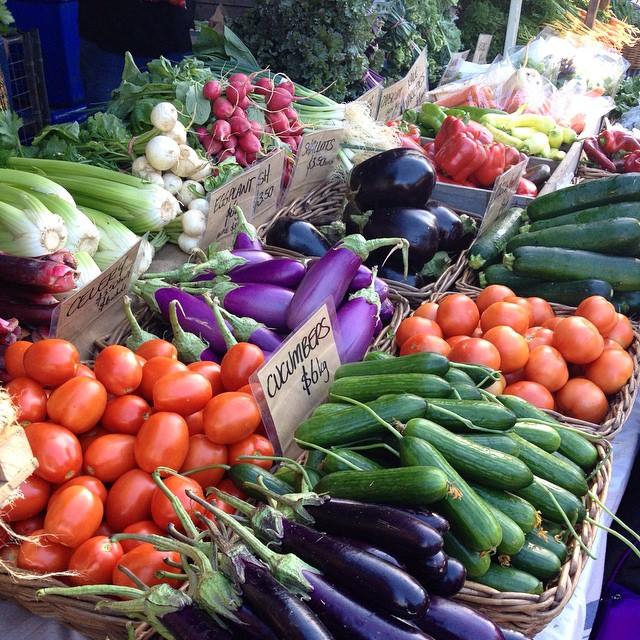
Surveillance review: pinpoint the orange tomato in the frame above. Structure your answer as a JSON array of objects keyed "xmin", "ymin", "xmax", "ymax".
[
  {"xmin": 25, "ymin": 422, "xmax": 82, "ymax": 484},
  {"xmin": 483, "ymin": 326, "xmax": 529, "ymax": 373},
  {"xmin": 504, "ymin": 296, "xmax": 534, "ymax": 326},
  {"xmin": 475, "ymin": 285, "xmax": 514, "ymax": 314},
  {"xmin": 413, "ymin": 301, "xmax": 439, "ymax": 321},
  {"xmin": 180, "ymin": 435, "xmax": 228, "ymax": 488},
  {"xmin": 6, "ymin": 377, "xmax": 47, "ymax": 424},
  {"xmin": 584, "ymin": 349, "xmax": 634, "ymax": 395},
  {"xmin": 525, "ymin": 326, "xmax": 554, "ymax": 351},
  {"xmin": 135, "ymin": 339, "xmax": 177, "ymax": 360},
  {"xmin": 46, "ymin": 377, "xmax": 108, "ymax": 434},
  {"xmin": 553, "ymin": 317, "xmax": 604, "ymax": 364},
  {"xmin": 542, "ymin": 317, "xmax": 563, "ymax": 331},
  {"xmin": 23, "ymin": 339, "xmax": 79, "ymax": 387},
  {"xmin": 139, "ymin": 357, "xmax": 187, "ymax": 401},
  {"xmin": 203, "ymin": 392, "xmax": 262, "ymax": 445},
  {"xmin": 524, "ymin": 346, "xmax": 569, "ymax": 392},
  {"xmin": 526, "ymin": 298, "xmax": 555, "ymax": 326},
  {"xmin": 449, "ymin": 338, "xmax": 501, "ymax": 370},
  {"xmin": 556, "ymin": 378, "xmax": 609, "ymax": 423},
  {"xmin": 605, "ymin": 313, "xmax": 634, "ymax": 349},
  {"xmin": 446, "ymin": 335, "xmax": 470, "ymax": 349},
  {"xmin": 436, "ymin": 294, "xmax": 480, "ymax": 337},
  {"xmin": 84, "ymin": 434, "xmax": 137, "ymax": 483},
  {"xmin": 94, "ymin": 346, "xmax": 143, "ymax": 396},
  {"xmin": 502, "ymin": 381, "xmax": 555, "ymax": 410},
  {"xmin": 395, "ymin": 317, "xmax": 443, "ymax": 346},
  {"xmin": 4, "ymin": 341, "xmax": 31, "ymax": 379},
  {"xmin": 480, "ymin": 302, "xmax": 529, "ymax": 335},
  {"xmin": 604, "ymin": 338, "xmax": 624, "ymax": 351},
  {"xmin": 134, "ymin": 412, "xmax": 189, "ymax": 474},
  {"xmin": 400, "ymin": 334, "xmax": 451, "ymax": 356},
  {"xmin": 576, "ymin": 296, "xmax": 618, "ymax": 335}
]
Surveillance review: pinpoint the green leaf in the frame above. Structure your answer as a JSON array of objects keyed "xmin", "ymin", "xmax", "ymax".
[
  {"xmin": 0, "ymin": 109, "xmax": 22, "ymax": 156},
  {"xmin": 32, "ymin": 121, "xmax": 80, "ymax": 146},
  {"xmin": 223, "ymin": 26, "xmax": 260, "ymax": 69},
  {"xmin": 193, "ymin": 22, "xmax": 226, "ymax": 55}
]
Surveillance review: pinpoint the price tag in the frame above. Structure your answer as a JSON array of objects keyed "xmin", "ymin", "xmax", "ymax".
[
  {"xmin": 357, "ymin": 85, "xmax": 383, "ymax": 120},
  {"xmin": 283, "ymin": 128, "xmax": 346, "ymax": 205},
  {"xmin": 251, "ymin": 302, "xmax": 342, "ymax": 456},
  {"xmin": 472, "ymin": 34, "xmax": 493, "ymax": 64},
  {"xmin": 437, "ymin": 50, "xmax": 470, "ymax": 87},
  {"xmin": 253, "ymin": 149, "xmax": 285, "ymax": 228},
  {"xmin": 52, "ymin": 241, "xmax": 142, "ymax": 340},
  {"xmin": 404, "ymin": 48, "xmax": 429, "ymax": 110},
  {"xmin": 479, "ymin": 159, "xmax": 527, "ymax": 236},
  {"xmin": 202, "ymin": 165, "xmax": 260, "ymax": 248},
  {"xmin": 377, "ymin": 78, "xmax": 407, "ymax": 122}
]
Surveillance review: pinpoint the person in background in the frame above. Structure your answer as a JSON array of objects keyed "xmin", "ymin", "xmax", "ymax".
[{"xmin": 78, "ymin": 0, "xmax": 195, "ymax": 106}]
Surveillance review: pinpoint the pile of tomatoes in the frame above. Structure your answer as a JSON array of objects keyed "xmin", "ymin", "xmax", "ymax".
[
  {"xmin": 396, "ymin": 288, "xmax": 635, "ymax": 423},
  {"xmin": 0, "ymin": 335, "xmax": 272, "ymax": 588}
]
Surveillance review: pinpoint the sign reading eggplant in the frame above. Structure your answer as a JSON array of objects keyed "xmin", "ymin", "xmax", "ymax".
[
  {"xmin": 404, "ymin": 48, "xmax": 429, "ymax": 110},
  {"xmin": 52, "ymin": 241, "xmax": 142, "ymax": 340},
  {"xmin": 357, "ymin": 85, "xmax": 383, "ymax": 120},
  {"xmin": 479, "ymin": 159, "xmax": 527, "ymax": 235},
  {"xmin": 253, "ymin": 149, "xmax": 286, "ymax": 228},
  {"xmin": 377, "ymin": 78, "xmax": 407, "ymax": 122},
  {"xmin": 251, "ymin": 302, "xmax": 341, "ymax": 456}
]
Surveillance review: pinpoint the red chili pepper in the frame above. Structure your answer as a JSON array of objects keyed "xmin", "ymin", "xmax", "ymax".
[
  {"xmin": 623, "ymin": 150, "xmax": 640, "ymax": 173},
  {"xmin": 599, "ymin": 129, "xmax": 640, "ymax": 155},
  {"xmin": 435, "ymin": 132, "xmax": 487, "ymax": 183},
  {"xmin": 423, "ymin": 141, "xmax": 436, "ymax": 160},
  {"xmin": 462, "ymin": 120, "xmax": 493, "ymax": 145},
  {"xmin": 584, "ymin": 138, "xmax": 617, "ymax": 172},
  {"xmin": 471, "ymin": 143, "xmax": 506, "ymax": 188},
  {"xmin": 516, "ymin": 177, "xmax": 538, "ymax": 197},
  {"xmin": 434, "ymin": 116, "xmax": 467, "ymax": 152},
  {"xmin": 504, "ymin": 146, "xmax": 521, "ymax": 168},
  {"xmin": 398, "ymin": 134, "xmax": 427, "ymax": 155}
]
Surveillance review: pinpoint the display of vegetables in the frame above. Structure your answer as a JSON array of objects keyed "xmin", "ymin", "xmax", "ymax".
[{"xmin": 582, "ymin": 125, "xmax": 640, "ymax": 173}]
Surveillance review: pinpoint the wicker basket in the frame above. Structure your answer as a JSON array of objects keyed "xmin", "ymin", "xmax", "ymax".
[
  {"xmin": 622, "ymin": 40, "xmax": 640, "ymax": 70},
  {"xmin": 575, "ymin": 164, "xmax": 615, "ymax": 182}
]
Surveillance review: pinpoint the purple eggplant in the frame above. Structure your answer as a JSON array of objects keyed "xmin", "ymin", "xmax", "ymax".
[
  {"xmin": 287, "ymin": 234, "xmax": 408, "ymax": 331},
  {"xmin": 219, "ymin": 307, "xmax": 284, "ymax": 352},
  {"xmin": 416, "ymin": 595, "xmax": 505, "ymax": 640},
  {"xmin": 226, "ymin": 603, "xmax": 279, "ymax": 640},
  {"xmin": 500, "ymin": 629, "xmax": 531, "ymax": 640},
  {"xmin": 162, "ymin": 605, "xmax": 233, "ymax": 640},
  {"xmin": 379, "ymin": 297, "xmax": 394, "ymax": 325},
  {"xmin": 336, "ymin": 537, "xmax": 403, "ymax": 568},
  {"xmin": 195, "ymin": 250, "xmax": 274, "ymax": 283},
  {"xmin": 232, "ymin": 206, "xmax": 263, "ymax": 251},
  {"xmin": 168, "ymin": 300, "xmax": 211, "ymax": 363},
  {"xmin": 402, "ymin": 509, "xmax": 450, "ymax": 535},
  {"xmin": 265, "ymin": 217, "xmax": 330, "ymax": 256},
  {"xmin": 228, "ymin": 257, "xmax": 306, "ymax": 289},
  {"xmin": 200, "ymin": 347, "xmax": 221, "ymax": 363},
  {"xmin": 374, "ymin": 318, "xmax": 383, "ymax": 337},
  {"xmin": 349, "ymin": 266, "xmax": 389, "ymax": 301},
  {"xmin": 425, "ymin": 201, "xmax": 467, "ymax": 251},
  {"xmin": 427, "ymin": 557, "xmax": 466, "ymax": 597},
  {"xmin": 413, "ymin": 550, "xmax": 448, "ymax": 581},
  {"xmin": 142, "ymin": 250, "xmax": 245, "ymax": 284}
]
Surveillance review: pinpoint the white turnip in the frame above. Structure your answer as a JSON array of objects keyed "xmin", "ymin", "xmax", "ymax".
[
  {"xmin": 189, "ymin": 163, "xmax": 212, "ymax": 182},
  {"xmin": 173, "ymin": 145, "xmax": 205, "ymax": 178},
  {"xmin": 150, "ymin": 102, "xmax": 178, "ymax": 132},
  {"xmin": 178, "ymin": 232, "xmax": 201, "ymax": 253},
  {"xmin": 188, "ymin": 199, "xmax": 208, "ymax": 215},
  {"xmin": 145, "ymin": 172, "xmax": 165, "ymax": 186},
  {"xmin": 166, "ymin": 121, "xmax": 187, "ymax": 145},
  {"xmin": 145, "ymin": 135, "xmax": 181, "ymax": 171},
  {"xmin": 213, "ymin": 97, "xmax": 234, "ymax": 120},
  {"xmin": 212, "ymin": 119, "xmax": 231, "ymax": 141},
  {"xmin": 178, "ymin": 180, "xmax": 205, "ymax": 206},
  {"xmin": 202, "ymin": 80, "xmax": 221, "ymax": 102},
  {"xmin": 162, "ymin": 172, "xmax": 183, "ymax": 194},
  {"xmin": 132, "ymin": 155, "xmax": 153, "ymax": 177},
  {"xmin": 229, "ymin": 115, "xmax": 251, "ymax": 135}
]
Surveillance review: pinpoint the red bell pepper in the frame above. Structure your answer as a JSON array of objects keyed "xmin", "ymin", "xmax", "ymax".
[
  {"xmin": 463, "ymin": 120, "xmax": 493, "ymax": 145},
  {"xmin": 423, "ymin": 141, "xmax": 436, "ymax": 160},
  {"xmin": 584, "ymin": 138, "xmax": 617, "ymax": 172},
  {"xmin": 623, "ymin": 150, "xmax": 640, "ymax": 173},
  {"xmin": 599, "ymin": 129, "xmax": 640, "ymax": 155},
  {"xmin": 435, "ymin": 132, "xmax": 487, "ymax": 183},
  {"xmin": 434, "ymin": 116, "xmax": 467, "ymax": 152},
  {"xmin": 398, "ymin": 134, "xmax": 427, "ymax": 155},
  {"xmin": 471, "ymin": 143, "xmax": 506, "ymax": 188},
  {"xmin": 516, "ymin": 177, "xmax": 538, "ymax": 197},
  {"xmin": 504, "ymin": 145, "xmax": 521, "ymax": 168},
  {"xmin": 436, "ymin": 173, "xmax": 475, "ymax": 188}
]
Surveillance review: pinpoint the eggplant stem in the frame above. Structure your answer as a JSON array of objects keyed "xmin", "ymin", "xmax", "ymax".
[
  {"xmin": 179, "ymin": 463, "xmax": 231, "ymax": 477},
  {"xmin": 294, "ymin": 439, "xmax": 362, "ymax": 470},
  {"xmin": 163, "ymin": 556, "xmax": 186, "ymax": 569},
  {"xmin": 586, "ymin": 517, "xmax": 640, "ymax": 560},
  {"xmin": 588, "ymin": 491, "xmax": 640, "ymax": 545},
  {"xmin": 37, "ymin": 584, "xmax": 144, "ymax": 601},
  {"xmin": 151, "ymin": 468, "xmax": 200, "ymax": 540},
  {"xmin": 238, "ymin": 455, "xmax": 313, "ymax": 491},
  {"xmin": 208, "ymin": 487, "xmax": 256, "ymax": 516},
  {"xmin": 157, "ymin": 571, "xmax": 188, "ymax": 580},
  {"xmin": 118, "ymin": 565, "xmax": 151, "ymax": 591},
  {"xmin": 329, "ymin": 393, "xmax": 403, "ymax": 439},
  {"xmin": 204, "ymin": 293, "xmax": 238, "ymax": 348}
]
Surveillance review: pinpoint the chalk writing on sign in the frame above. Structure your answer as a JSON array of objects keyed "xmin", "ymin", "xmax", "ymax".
[
  {"xmin": 254, "ymin": 149, "xmax": 285, "ymax": 227},
  {"xmin": 377, "ymin": 78, "xmax": 407, "ymax": 122},
  {"xmin": 405, "ymin": 48, "xmax": 429, "ymax": 109}
]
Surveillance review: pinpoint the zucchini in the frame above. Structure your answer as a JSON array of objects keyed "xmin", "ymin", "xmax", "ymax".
[
  {"xmin": 509, "ymin": 541, "xmax": 561, "ymax": 580},
  {"xmin": 463, "ymin": 434, "xmax": 522, "ymax": 456},
  {"xmin": 515, "ymin": 477, "xmax": 585, "ymax": 525},
  {"xmin": 335, "ymin": 352, "xmax": 449, "ymax": 379},
  {"xmin": 470, "ymin": 484, "xmax": 539, "ymax": 533},
  {"xmin": 450, "ymin": 384, "xmax": 483, "ymax": 400},
  {"xmin": 527, "ymin": 174, "xmax": 640, "ymax": 221},
  {"xmin": 399, "ymin": 436, "xmax": 502, "ymax": 552},
  {"xmin": 364, "ymin": 351, "xmax": 394, "ymax": 361},
  {"xmin": 508, "ymin": 434, "xmax": 588, "ymax": 497},
  {"xmin": 613, "ymin": 290, "xmax": 640, "ymax": 315},
  {"xmin": 469, "ymin": 207, "xmax": 525, "ymax": 270},
  {"xmin": 524, "ymin": 202, "xmax": 640, "ymax": 232},
  {"xmin": 296, "ymin": 394, "xmax": 427, "ymax": 448},
  {"xmin": 424, "ymin": 398, "xmax": 517, "ymax": 432},
  {"xmin": 443, "ymin": 531, "xmax": 491, "ymax": 578},
  {"xmin": 526, "ymin": 529, "xmax": 568, "ymax": 563},
  {"xmin": 311, "ymin": 403, "xmax": 349, "ymax": 418},
  {"xmin": 506, "ymin": 218, "xmax": 640, "ymax": 257},
  {"xmin": 474, "ymin": 564, "xmax": 543, "ymax": 594},
  {"xmin": 512, "ymin": 422, "xmax": 561, "ymax": 453},
  {"xmin": 314, "ymin": 466, "xmax": 449, "ymax": 506},
  {"xmin": 330, "ymin": 373, "xmax": 451, "ymax": 403},
  {"xmin": 322, "ymin": 449, "xmax": 382, "ymax": 473},
  {"xmin": 404, "ymin": 419, "xmax": 533, "ymax": 490},
  {"xmin": 484, "ymin": 502, "xmax": 525, "ymax": 555},
  {"xmin": 228, "ymin": 464, "xmax": 295, "ymax": 499},
  {"xmin": 505, "ymin": 246, "xmax": 640, "ymax": 292},
  {"xmin": 443, "ymin": 368, "xmax": 477, "ymax": 387}
]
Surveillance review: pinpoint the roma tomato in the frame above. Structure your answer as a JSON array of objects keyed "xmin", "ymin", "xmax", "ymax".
[
  {"xmin": 12, "ymin": 514, "xmax": 45, "ymax": 536},
  {"xmin": 504, "ymin": 368, "xmax": 526, "ymax": 385},
  {"xmin": 68, "ymin": 536, "xmax": 124, "ymax": 586},
  {"xmin": 23, "ymin": 339, "xmax": 79, "ymax": 387},
  {"xmin": 203, "ymin": 392, "xmax": 261, "ymax": 445},
  {"xmin": 526, "ymin": 298, "xmax": 555, "ymax": 326},
  {"xmin": 436, "ymin": 294, "xmax": 479, "ymax": 337},
  {"xmin": 139, "ymin": 357, "xmax": 187, "ymax": 401},
  {"xmin": 446, "ymin": 335, "xmax": 469, "ymax": 349},
  {"xmin": 185, "ymin": 410, "xmax": 204, "ymax": 436},
  {"xmin": 525, "ymin": 326, "xmax": 554, "ymax": 351},
  {"xmin": 553, "ymin": 317, "xmax": 604, "ymax": 364},
  {"xmin": 413, "ymin": 301, "xmax": 439, "ymax": 321},
  {"xmin": 605, "ymin": 313, "xmax": 634, "ymax": 349},
  {"xmin": 46, "ymin": 377, "xmax": 108, "ymax": 434},
  {"xmin": 120, "ymin": 520, "xmax": 164, "ymax": 553},
  {"xmin": 180, "ymin": 435, "xmax": 228, "ymax": 488},
  {"xmin": 6, "ymin": 377, "xmax": 47, "ymax": 424},
  {"xmin": 475, "ymin": 285, "xmax": 514, "ymax": 314},
  {"xmin": 150, "ymin": 475, "xmax": 205, "ymax": 530},
  {"xmin": 113, "ymin": 544, "xmax": 182, "ymax": 589},
  {"xmin": 94, "ymin": 346, "xmax": 143, "ymax": 396},
  {"xmin": 78, "ymin": 427, "xmax": 108, "ymax": 452},
  {"xmin": 44, "ymin": 485, "xmax": 104, "ymax": 548},
  {"xmin": 400, "ymin": 334, "xmax": 451, "ymax": 356},
  {"xmin": 480, "ymin": 302, "xmax": 529, "ymax": 335},
  {"xmin": 577, "ymin": 296, "xmax": 618, "ymax": 335},
  {"xmin": 0, "ymin": 475, "xmax": 50, "ymax": 522},
  {"xmin": 94, "ymin": 522, "xmax": 113, "ymax": 537},
  {"xmin": 84, "ymin": 434, "xmax": 137, "ymax": 483},
  {"xmin": 153, "ymin": 371, "xmax": 212, "ymax": 415},
  {"xmin": 136, "ymin": 339, "xmax": 177, "ymax": 360},
  {"xmin": 50, "ymin": 476, "xmax": 108, "ymax": 506},
  {"xmin": 101, "ymin": 395, "xmax": 150, "ymax": 435},
  {"xmin": 221, "ymin": 343, "xmax": 265, "ymax": 391},
  {"xmin": 187, "ymin": 361, "xmax": 224, "ymax": 396},
  {"xmin": 585, "ymin": 349, "xmax": 634, "ymax": 395},
  {"xmin": 503, "ymin": 296, "xmax": 534, "ymax": 326},
  {"xmin": 524, "ymin": 346, "xmax": 569, "ymax": 392},
  {"xmin": 237, "ymin": 384, "xmax": 253, "ymax": 395},
  {"xmin": 25, "ymin": 422, "xmax": 82, "ymax": 484},
  {"xmin": 556, "ymin": 378, "xmax": 609, "ymax": 423},
  {"xmin": 395, "ymin": 317, "xmax": 443, "ymax": 346},
  {"xmin": 75, "ymin": 364, "xmax": 96, "ymax": 379},
  {"xmin": 17, "ymin": 529, "xmax": 73, "ymax": 573},
  {"xmin": 106, "ymin": 469, "xmax": 157, "ymax": 532},
  {"xmin": 604, "ymin": 338, "xmax": 624, "ymax": 351},
  {"xmin": 449, "ymin": 338, "xmax": 501, "ymax": 370},
  {"xmin": 135, "ymin": 354, "xmax": 147, "ymax": 368},
  {"xmin": 503, "ymin": 381, "xmax": 555, "ymax": 410},
  {"xmin": 135, "ymin": 412, "xmax": 189, "ymax": 473},
  {"xmin": 543, "ymin": 317, "xmax": 563, "ymax": 331},
  {"xmin": 228, "ymin": 434, "xmax": 274, "ymax": 469},
  {"xmin": 4, "ymin": 341, "xmax": 31, "ymax": 379},
  {"xmin": 483, "ymin": 326, "xmax": 529, "ymax": 373}
]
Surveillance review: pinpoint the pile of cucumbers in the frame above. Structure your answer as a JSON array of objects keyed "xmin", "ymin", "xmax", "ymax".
[
  {"xmin": 468, "ymin": 174, "xmax": 640, "ymax": 310},
  {"xmin": 289, "ymin": 352, "xmax": 602, "ymax": 595}
]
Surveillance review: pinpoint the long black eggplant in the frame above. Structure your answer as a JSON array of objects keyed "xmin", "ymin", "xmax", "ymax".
[
  {"xmin": 426, "ymin": 557, "xmax": 466, "ymax": 597},
  {"xmin": 162, "ymin": 605, "xmax": 234, "ymax": 640},
  {"xmin": 412, "ymin": 549, "xmax": 448, "ymax": 581},
  {"xmin": 402, "ymin": 508, "xmax": 450, "ymax": 534},
  {"xmin": 266, "ymin": 217, "xmax": 330, "ymax": 256},
  {"xmin": 379, "ymin": 263, "xmax": 420, "ymax": 287},
  {"xmin": 426, "ymin": 202, "xmax": 469, "ymax": 251}
]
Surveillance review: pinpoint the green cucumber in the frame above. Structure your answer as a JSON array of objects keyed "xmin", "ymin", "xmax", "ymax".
[
  {"xmin": 484, "ymin": 502, "xmax": 525, "ymax": 555},
  {"xmin": 506, "ymin": 218, "xmax": 640, "ymax": 257},
  {"xmin": 314, "ymin": 466, "xmax": 449, "ymax": 506},
  {"xmin": 613, "ymin": 290, "xmax": 640, "ymax": 315},
  {"xmin": 505, "ymin": 246, "xmax": 640, "ymax": 292},
  {"xmin": 512, "ymin": 422, "xmax": 561, "ymax": 453},
  {"xmin": 508, "ymin": 434, "xmax": 588, "ymax": 497},
  {"xmin": 526, "ymin": 529, "xmax": 568, "ymax": 563},
  {"xmin": 509, "ymin": 541, "xmax": 561, "ymax": 580},
  {"xmin": 552, "ymin": 451, "xmax": 585, "ymax": 476},
  {"xmin": 295, "ymin": 394, "xmax": 427, "ymax": 448},
  {"xmin": 330, "ymin": 373, "xmax": 451, "ymax": 403},
  {"xmin": 527, "ymin": 174, "xmax": 640, "ymax": 220},
  {"xmin": 450, "ymin": 363, "xmax": 501, "ymax": 388},
  {"xmin": 443, "ymin": 531, "xmax": 491, "ymax": 578},
  {"xmin": 322, "ymin": 449, "xmax": 383, "ymax": 473},
  {"xmin": 470, "ymin": 484, "xmax": 539, "ymax": 533},
  {"xmin": 462, "ymin": 434, "xmax": 522, "ymax": 456},
  {"xmin": 335, "ymin": 352, "xmax": 449, "ymax": 379},
  {"xmin": 228, "ymin": 464, "xmax": 295, "ymax": 499},
  {"xmin": 450, "ymin": 384, "xmax": 483, "ymax": 400},
  {"xmin": 541, "ymin": 519, "xmax": 566, "ymax": 539},
  {"xmin": 424, "ymin": 399, "xmax": 517, "ymax": 432},
  {"xmin": 515, "ymin": 477, "xmax": 585, "ymax": 525},
  {"xmin": 273, "ymin": 466, "xmax": 299, "ymax": 487},
  {"xmin": 499, "ymin": 395, "xmax": 560, "ymax": 424},
  {"xmin": 524, "ymin": 202, "xmax": 640, "ymax": 232},
  {"xmin": 444, "ymin": 368, "xmax": 477, "ymax": 387},
  {"xmin": 399, "ymin": 436, "xmax": 502, "ymax": 552},
  {"xmin": 404, "ymin": 418, "xmax": 533, "ymax": 490},
  {"xmin": 305, "ymin": 450, "xmax": 326, "ymax": 472},
  {"xmin": 474, "ymin": 564, "xmax": 543, "ymax": 594},
  {"xmin": 480, "ymin": 264, "xmax": 541, "ymax": 290},
  {"xmin": 312, "ymin": 403, "xmax": 349, "ymax": 418},
  {"xmin": 469, "ymin": 207, "xmax": 525, "ymax": 270},
  {"xmin": 364, "ymin": 351, "xmax": 394, "ymax": 361}
]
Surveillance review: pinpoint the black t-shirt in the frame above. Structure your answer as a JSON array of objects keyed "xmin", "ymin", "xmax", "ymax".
[{"xmin": 79, "ymin": 0, "xmax": 194, "ymax": 58}]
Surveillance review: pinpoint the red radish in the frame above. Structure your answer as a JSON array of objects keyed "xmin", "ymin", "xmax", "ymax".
[
  {"xmin": 288, "ymin": 122, "xmax": 305, "ymax": 137},
  {"xmin": 235, "ymin": 148, "xmax": 248, "ymax": 166},
  {"xmin": 239, "ymin": 96, "xmax": 252, "ymax": 110},
  {"xmin": 229, "ymin": 115, "xmax": 251, "ymax": 135},
  {"xmin": 249, "ymin": 120, "xmax": 263, "ymax": 135},
  {"xmin": 267, "ymin": 87, "xmax": 294, "ymax": 111},
  {"xmin": 245, "ymin": 152, "xmax": 257, "ymax": 165},
  {"xmin": 195, "ymin": 126, "xmax": 209, "ymax": 144},
  {"xmin": 226, "ymin": 84, "xmax": 246, "ymax": 106},
  {"xmin": 219, "ymin": 149, "xmax": 235, "ymax": 162},
  {"xmin": 238, "ymin": 132, "xmax": 261, "ymax": 154},
  {"xmin": 267, "ymin": 111, "xmax": 290, "ymax": 134},
  {"xmin": 265, "ymin": 124, "xmax": 274, "ymax": 134},
  {"xmin": 277, "ymin": 79, "xmax": 296, "ymax": 95},
  {"xmin": 213, "ymin": 97, "xmax": 234, "ymax": 120},
  {"xmin": 232, "ymin": 107, "xmax": 247, "ymax": 120},
  {"xmin": 223, "ymin": 135, "xmax": 238, "ymax": 150},
  {"xmin": 283, "ymin": 107, "xmax": 298, "ymax": 120},
  {"xmin": 281, "ymin": 136, "xmax": 298, "ymax": 153},
  {"xmin": 212, "ymin": 119, "xmax": 232, "ymax": 141},
  {"xmin": 202, "ymin": 80, "xmax": 221, "ymax": 102},
  {"xmin": 229, "ymin": 73, "xmax": 251, "ymax": 88},
  {"xmin": 205, "ymin": 137, "xmax": 223, "ymax": 155},
  {"xmin": 253, "ymin": 77, "xmax": 274, "ymax": 97}
]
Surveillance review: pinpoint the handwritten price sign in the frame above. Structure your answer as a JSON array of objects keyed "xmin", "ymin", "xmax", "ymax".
[
  {"xmin": 377, "ymin": 78, "xmax": 407, "ymax": 122},
  {"xmin": 404, "ymin": 48, "xmax": 429, "ymax": 110},
  {"xmin": 357, "ymin": 85, "xmax": 383, "ymax": 120},
  {"xmin": 253, "ymin": 150, "xmax": 285, "ymax": 228},
  {"xmin": 479, "ymin": 159, "xmax": 527, "ymax": 235}
]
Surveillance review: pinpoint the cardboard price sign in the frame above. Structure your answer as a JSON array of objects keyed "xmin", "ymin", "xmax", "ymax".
[
  {"xmin": 357, "ymin": 85, "xmax": 383, "ymax": 120},
  {"xmin": 52, "ymin": 240, "xmax": 142, "ymax": 340},
  {"xmin": 437, "ymin": 50, "xmax": 470, "ymax": 87},
  {"xmin": 479, "ymin": 159, "xmax": 527, "ymax": 236},
  {"xmin": 404, "ymin": 48, "xmax": 429, "ymax": 110},
  {"xmin": 254, "ymin": 149, "xmax": 285, "ymax": 228},
  {"xmin": 377, "ymin": 78, "xmax": 407, "ymax": 122},
  {"xmin": 251, "ymin": 302, "xmax": 341, "ymax": 456},
  {"xmin": 472, "ymin": 34, "xmax": 493, "ymax": 64}
]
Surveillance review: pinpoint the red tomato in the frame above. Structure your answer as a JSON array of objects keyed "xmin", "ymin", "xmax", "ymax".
[
  {"xmin": 556, "ymin": 378, "xmax": 609, "ymax": 423},
  {"xmin": 449, "ymin": 338, "xmax": 501, "ymax": 370},
  {"xmin": 75, "ymin": 364, "xmax": 96, "ymax": 379},
  {"xmin": 45, "ymin": 486, "xmax": 104, "ymax": 548},
  {"xmin": 524, "ymin": 346, "xmax": 569, "ymax": 392},
  {"xmin": 475, "ymin": 285, "xmax": 514, "ymax": 314},
  {"xmin": 135, "ymin": 354, "xmax": 147, "ymax": 368},
  {"xmin": 413, "ymin": 301, "xmax": 439, "ymax": 321},
  {"xmin": 472, "ymin": 326, "xmax": 484, "ymax": 338},
  {"xmin": 187, "ymin": 361, "xmax": 224, "ymax": 396},
  {"xmin": 585, "ymin": 349, "xmax": 634, "ymax": 395},
  {"xmin": 150, "ymin": 475, "xmax": 205, "ymax": 531},
  {"xmin": 25, "ymin": 422, "xmax": 82, "ymax": 484},
  {"xmin": 180, "ymin": 435, "xmax": 228, "ymax": 488},
  {"xmin": 50, "ymin": 476, "xmax": 108, "ymax": 507},
  {"xmin": 153, "ymin": 371, "xmax": 212, "ymax": 415},
  {"xmin": 46, "ymin": 377, "xmax": 108, "ymax": 434},
  {"xmin": 395, "ymin": 317, "xmax": 443, "ymax": 346},
  {"xmin": 6, "ymin": 377, "xmax": 47, "ymax": 424},
  {"xmin": 228, "ymin": 434, "xmax": 274, "ymax": 469},
  {"xmin": 4, "ymin": 341, "xmax": 31, "ymax": 379},
  {"xmin": 526, "ymin": 298, "xmax": 555, "ymax": 326},
  {"xmin": 543, "ymin": 316, "xmax": 563, "ymax": 331},
  {"xmin": 525, "ymin": 326, "xmax": 554, "ymax": 351},
  {"xmin": 236, "ymin": 384, "xmax": 253, "ymax": 395},
  {"xmin": 399, "ymin": 334, "xmax": 451, "ymax": 356},
  {"xmin": 101, "ymin": 395, "xmax": 150, "ymax": 435},
  {"xmin": 68, "ymin": 536, "xmax": 124, "ymax": 586},
  {"xmin": 136, "ymin": 339, "xmax": 177, "ymax": 360},
  {"xmin": 503, "ymin": 381, "xmax": 555, "ymax": 410},
  {"xmin": 221, "ymin": 343, "xmax": 265, "ymax": 391},
  {"xmin": 106, "ymin": 469, "xmax": 157, "ymax": 532},
  {"xmin": 446, "ymin": 335, "xmax": 470, "ymax": 349},
  {"xmin": 503, "ymin": 296, "xmax": 534, "ymax": 326},
  {"xmin": 436, "ymin": 294, "xmax": 480, "ymax": 337},
  {"xmin": 113, "ymin": 543, "xmax": 183, "ymax": 589},
  {"xmin": 94, "ymin": 522, "xmax": 113, "ymax": 537},
  {"xmin": 576, "ymin": 296, "xmax": 618, "ymax": 335},
  {"xmin": 139, "ymin": 357, "xmax": 187, "ymax": 401},
  {"xmin": 94, "ymin": 346, "xmax": 143, "ymax": 396},
  {"xmin": 480, "ymin": 302, "xmax": 529, "ymax": 335},
  {"xmin": 0, "ymin": 475, "xmax": 50, "ymax": 522},
  {"xmin": 84, "ymin": 434, "xmax": 137, "ymax": 483},
  {"xmin": 604, "ymin": 338, "xmax": 625, "ymax": 351},
  {"xmin": 203, "ymin": 392, "xmax": 262, "ymax": 445},
  {"xmin": 483, "ymin": 326, "xmax": 529, "ymax": 373},
  {"xmin": 605, "ymin": 313, "xmax": 634, "ymax": 349},
  {"xmin": 185, "ymin": 410, "xmax": 205, "ymax": 436},
  {"xmin": 504, "ymin": 368, "xmax": 526, "ymax": 385},
  {"xmin": 23, "ymin": 339, "xmax": 79, "ymax": 387},
  {"xmin": 135, "ymin": 412, "xmax": 189, "ymax": 473},
  {"xmin": 120, "ymin": 520, "xmax": 164, "ymax": 553},
  {"xmin": 12, "ymin": 514, "xmax": 45, "ymax": 536},
  {"xmin": 78, "ymin": 426, "xmax": 108, "ymax": 452},
  {"xmin": 17, "ymin": 529, "xmax": 73, "ymax": 573},
  {"xmin": 553, "ymin": 317, "xmax": 604, "ymax": 364}
]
